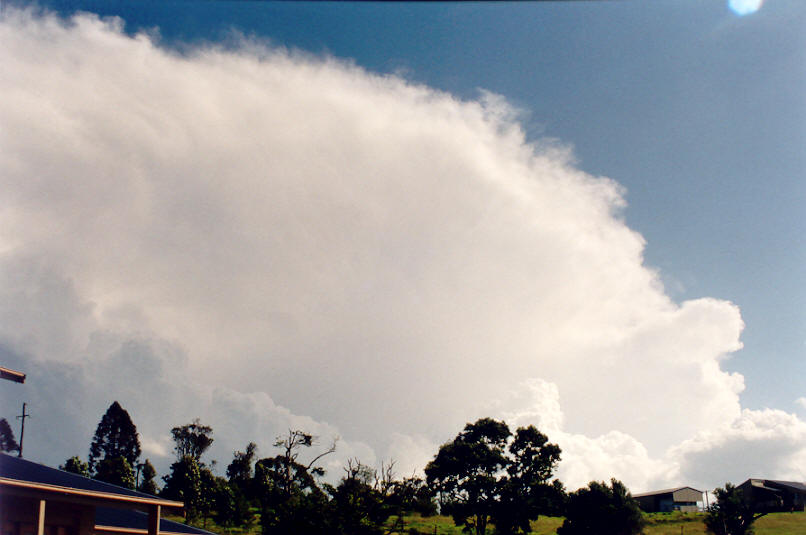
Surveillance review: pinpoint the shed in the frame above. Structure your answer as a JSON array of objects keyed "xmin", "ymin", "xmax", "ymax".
[
  {"xmin": 738, "ymin": 479, "xmax": 806, "ymax": 512},
  {"xmin": 633, "ymin": 487, "xmax": 703, "ymax": 513}
]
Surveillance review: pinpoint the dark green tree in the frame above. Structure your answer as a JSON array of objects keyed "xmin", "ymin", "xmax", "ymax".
[
  {"xmin": 255, "ymin": 430, "xmax": 336, "ymax": 535},
  {"xmin": 425, "ymin": 418, "xmax": 561, "ymax": 535},
  {"xmin": 162, "ymin": 455, "xmax": 204, "ymax": 521},
  {"xmin": 0, "ymin": 418, "xmax": 20, "ymax": 453},
  {"xmin": 138, "ymin": 459, "xmax": 159, "ymax": 495},
  {"xmin": 95, "ymin": 456, "xmax": 136, "ymax": 489},
  {"xmin": 704, "ymin": 483, "xmax": 767, "ymax": 535},
  {"xmin": 226, "ymin": 441, "xmax": 257, "ymax": 495},
  {"xmin": 425, "ymin": 418, "xmax": 512, "ymax": 535},
  {"xmin": 557, "ymin": 479, "xmax": 644, "ymax": 535},
  {"xmin": 493, "ymin": 425, "xmax": 562, "ymax": 534},
  {"xmin": 88, "ymin": 401, "xmax": 141, "ymax": 473},
  {"xmin": 170, "ymin": 418, "xmax": 214, "ymax": 461},
  {"xmin": 213, "ymin": 476, "xmax": 253, "ymax": 528},
  {"xmin": 60, "ymin": 456, "xmax": 91, "ymax": 477},
  {"xmin": 328, "ymin": 459, "xmax": 396, "ymax": 535}
]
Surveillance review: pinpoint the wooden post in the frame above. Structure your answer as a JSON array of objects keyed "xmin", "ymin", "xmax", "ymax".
[
  {"xmin": 36, "ymin": 500, "xmax": 46, "ymax": 535},
  {"xmin": 148, "ymin": 505, "xmax": 161, "ymax": 535}
]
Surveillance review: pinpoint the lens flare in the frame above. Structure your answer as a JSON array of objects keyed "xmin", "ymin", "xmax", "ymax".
[{"xmin": 728, "ymin": 0, "xmax": 764, "ymax": 16}]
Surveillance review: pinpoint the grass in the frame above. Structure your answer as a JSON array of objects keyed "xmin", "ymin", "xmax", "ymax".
[{"xmin": 163, "ymin": 510, "xmax": 806, "ymax": 535}]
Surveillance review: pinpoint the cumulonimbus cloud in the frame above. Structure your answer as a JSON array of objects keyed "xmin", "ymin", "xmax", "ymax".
[{"xmin": 1, "ymin": 8, "xmax": 803, "ymax": 491}]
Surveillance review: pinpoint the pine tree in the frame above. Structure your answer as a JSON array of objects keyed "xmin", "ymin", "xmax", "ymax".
[{"xmin": 88, "ymin": 401, "xmax": 142, "ymax": 473}]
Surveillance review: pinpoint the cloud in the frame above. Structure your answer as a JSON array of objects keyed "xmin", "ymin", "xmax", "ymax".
[{"xmin": 0, "ymin": 7, "xmax": 802, "ymax": 492}]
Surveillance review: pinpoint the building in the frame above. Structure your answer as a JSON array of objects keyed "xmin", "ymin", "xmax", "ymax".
[
  {"xmin": 738, "ymin": 479, "xmax": 806, "ymax": 512},
  {"xmin": 0, "ymin": 453, "xmax": 213, "ymax": 535},
  {"xmin": 633, "ymin": 487, "xmax": 703, "ymax": 513}
]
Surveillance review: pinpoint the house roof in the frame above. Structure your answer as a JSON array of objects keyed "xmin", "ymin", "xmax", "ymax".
[
  {"xmin": 0, "ymin": 453, "xmax": 181, "ymax": 509},
  {"xmin": 0, "ymin": 366, "xmax": 25, "ymax": 383},
  {"xmin": 633, "ymin": 486, "xmax": 703, "ymax": 498},
  {"xmin": 95, "ymin": 507, "xmax": 215, "ymax": 535}
]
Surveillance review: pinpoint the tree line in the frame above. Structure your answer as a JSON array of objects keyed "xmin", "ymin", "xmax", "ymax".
[{"xmin": 0, "ymin": 404, "xmax": 764, "ymax": 535}]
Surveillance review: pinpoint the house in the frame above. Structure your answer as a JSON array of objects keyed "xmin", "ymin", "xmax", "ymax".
[
  {"xmin": 738, "ymin": 478, "xmax": 806, "ymax": 512},
  {"xmin": 633, "ymin": 487, "xmax": 703, "ymax": 513},
  {"xmin": 0, "ymin": 453, "xmax": 213, "ymax": 535}
]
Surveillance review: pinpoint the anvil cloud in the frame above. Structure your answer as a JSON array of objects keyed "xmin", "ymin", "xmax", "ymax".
[{"xmin": 1, "ymin": 9, "xmax": 803, "ymax": 491}]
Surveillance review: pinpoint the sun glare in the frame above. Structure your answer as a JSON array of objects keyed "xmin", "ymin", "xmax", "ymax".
[{"xmin": 728, "ymin": 0, "xmax": 764, "ymax": 16}]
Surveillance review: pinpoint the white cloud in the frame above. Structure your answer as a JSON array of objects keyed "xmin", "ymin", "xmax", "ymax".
[{"xmin": 1, "ymin": 7, "xmax": 803, "ymax": 493}]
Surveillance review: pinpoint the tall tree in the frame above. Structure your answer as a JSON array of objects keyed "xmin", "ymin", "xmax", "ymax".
[
  {"xmin": 425, "ymin": 418, "xmax": 512, "ymax": 535},
  {"xmin": 494, "ymin": 425, "xmax": 562, "ymax": 534},
  {"xmin": 705, "ymin": 483, "xmax": 767, "ymax": 535},
  {"xmin": 557, "ymin": 479, "xmax": 644, "ymax": 535},
  {"xmin": 255, "ymin": 430, "xmax": 336, "ymax": 535},
  {"xmin": 0, "ymin": 418, "xmax": 20, "ymax": 453},
  {"xmin": 425, "ymin": 418, "xmax": 561, "ymax": 535},
  {"xmin": 170, "ymin": 418, "xmax": 214, "ymax": 461},
  {"xmin": 88, "ymin": 401, "xmax": 141, "ymax": 473}
]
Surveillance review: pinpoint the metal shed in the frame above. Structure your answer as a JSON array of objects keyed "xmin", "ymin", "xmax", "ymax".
[{"xmin": 633, "ymin": 486, "xmax": 703, "ymax": 513}]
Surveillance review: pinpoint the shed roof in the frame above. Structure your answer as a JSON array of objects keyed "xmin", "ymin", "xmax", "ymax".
[
  {"xmin": 0, "ymin": 453, "xmax": 181, "ymax": 509},
  {"xmin": 633, "ymin": 486, "xmax": 703, "ymax": 498}
]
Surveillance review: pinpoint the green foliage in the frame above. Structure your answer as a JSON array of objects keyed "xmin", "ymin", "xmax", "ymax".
[
  {"xmin": 170, "ymin": 418, "xmax": 214, "ymax": 461},
  {"xmin": 328, "ymin": 459, "xmax": 396, "ymax": 535},
  {"xmin": 95, "ymin": 456, "xmax": 136, "ymax": 489},
  {"xmin": 557, "ymin": 479, "xmax": 644, "ymax": 535},
  {"xmin": 0, "ymin": 418, "xmax": 19, "ymax": 453},
  {"xmin": 88, "ymin": 401, "xmax": 142, "ymax": 473},
  {"xmin": 61, "ymin": 455, "xmax": 91, "ymax": 478},
  {"xmin": 256, "ymin": 430, "xmax": 336, "ymax": 535},
  {"xmin": 138, "ymin": 458, "xmax": 159, "ymax": 494},
  {"xmin": 705, "ymin": 483, "xmax": 766, "ymax": 535},
  {"xmin": 227, "ymin": 442, "xmax": 258, "ymax": 495},
  {"xmin": 425, "ymin": 418, "xmax": 561, "ymax": 535},
  {"xmin": 162, "ymin": 455, "xmax": 213, "ymax": 522}
]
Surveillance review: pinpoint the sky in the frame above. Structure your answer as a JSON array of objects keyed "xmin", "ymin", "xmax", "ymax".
[{"xmin": 0, "ymin": 0, "xmax": 804, "ymax": 494}]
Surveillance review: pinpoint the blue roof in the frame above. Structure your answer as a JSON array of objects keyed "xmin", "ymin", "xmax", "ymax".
[
  {"xmin": 0, "ymin": 452, "xmax": 160, "ymax": 501},
  {"xmin": 95, "ymin": 507, "xmax": 216, "ymax": 535}
]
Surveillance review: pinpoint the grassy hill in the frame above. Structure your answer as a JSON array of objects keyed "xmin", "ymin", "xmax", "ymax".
[{"xmin": 170, "ymin": 510, "xmax": 806, "ymax": 535}]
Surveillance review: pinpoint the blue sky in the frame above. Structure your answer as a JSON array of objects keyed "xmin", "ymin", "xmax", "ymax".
[
  {"xmin": 38, "ymin": 0, "xmax": 803, "ymax": 411},
  {"xmin": 1, "ymin": 0, "xmax": 804, "ymax": 490}
]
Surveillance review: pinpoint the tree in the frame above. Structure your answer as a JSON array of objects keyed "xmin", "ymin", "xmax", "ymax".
[
  {"xmin": 88, "ymin": 401, "xmax": 141, "ymax": 473},
  {"xmin": 95, "ymin": 456, "xmax": 136, "ymax": 489},
  {"xmin": 255, "ymin": 430, "xmax": 336, "ymax": 535},
  {"xmin": 138, "ymin": 459, "xmax": 159, "ymax": 495},
  {"xmin": 425, "ymin": 418, "xmax": 561, "ymax": 535},
  {"xmin": 170, "ymin": 418, "xmax": 214, "ymax": 461},
  {"xmin": 328, "ymin": 459, "xmax": 398, "ymax": 535},
  {"xmin": 0, "ymin": 418, "xmax": 20, "ymax": 453},
  {"xmin": 705, "ymin": 483, "xmax": 768, "ymax": 535},
  {"xmin": 163, "ymin": 419, "xmax": 216, "ymax": 522},
  {"xmin": 494, "ymin": 425, "xmax": 563, "ymax": 534},
  {"xmin": 60, "ymin": 456, "xmax": 90, "ymax": 477},
  {"xmin": 557, "ymin": 479, "xmax": 644, "ymax": 535},
  {"xmin": 162, "ymin": 455, "xmax": 204, "ymax": 521},
  {"xmin": 226, "ymin": 442, "xmax": 257, "ymax": 495}
]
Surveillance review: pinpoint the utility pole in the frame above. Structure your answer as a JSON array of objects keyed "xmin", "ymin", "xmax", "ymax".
[{"xmin": 16, "ymin": 402, "xmax": 31, "ymax": 458}]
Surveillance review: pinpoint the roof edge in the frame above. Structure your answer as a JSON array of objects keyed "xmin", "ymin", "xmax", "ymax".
[{"xmin": 0, "ymin": 477, "xmax": 183, "ymax": 508}]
